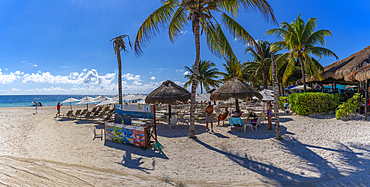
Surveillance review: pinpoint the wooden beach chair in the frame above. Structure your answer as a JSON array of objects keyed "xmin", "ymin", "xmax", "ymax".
[
  {"xmin": 73, "ymin": 110, "xmax": 81, "ymax": 117},
  {"xmin": 61, "ymin": 111, "xmax": 73, "ymax": 118},
  {"xmin": 93, "ymin": 113, "xmax": 113, "ymax": 123},
  {"xmin": 81, "ymin": 109, "xmax": 88, "ymax": 115},
  {"xmin": 90, "ymin": 107, "xmax": 98, "ymax": 113},
  {"xmin": 77, "ymin": 111, "xmax": 92, "ymax": 120},
  {"xmin": 93, "ymin": 127, "xmax": 103, "ymax": 140}
]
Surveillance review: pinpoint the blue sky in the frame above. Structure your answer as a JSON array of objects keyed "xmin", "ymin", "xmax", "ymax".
[{"xmin": 0, "ymin": 0, "xmax": 369, "ymax": 95}]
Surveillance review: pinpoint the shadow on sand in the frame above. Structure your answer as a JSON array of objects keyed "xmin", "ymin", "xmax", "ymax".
[{"xmin": 193, "ymin": 137, "xmax": 370, "ymax": 186}]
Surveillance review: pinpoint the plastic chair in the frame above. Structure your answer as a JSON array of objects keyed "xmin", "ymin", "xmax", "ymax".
[{"xmin": 167, "ymin": 117, "xmax": 178, "ymax": 129}]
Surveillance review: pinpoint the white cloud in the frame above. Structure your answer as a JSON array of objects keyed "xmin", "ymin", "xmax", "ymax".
[
  {"xmin": 61, "ymin": 66, "xmax": 68, "ymax": 68},
  {"xmin": 156, "ymin": 68, "xmax": 169, "ymax": 72},
  {"xmin": 27, "ymin": 63, "xmax": 38, "ymax": 67},
  {"xmin": 150, "ymin": 76, "xmax": 155, "ymax": 80},
  {"xmin": 176, "ymin": 69, "xmax": 184, "ymax": 72},
  {"xmin": 122, "ymin": 73, "xmax": 141, "ymax": 81},
  {"xmin": 5, "ymin": 68, "xmax": 8, "ymax": 70},
  {"xmin": 132, "ymin": 81, "xmax": 142, "ymax": 85},
  {"xmin": 180, "ymin": 31, "xmax": 188, "ymax": 34},
  {"xmin": 21, "ymin": 61, "xmax": 28, "ymax": 63},
  {"xmin": 83, "ymin": 68, "xmax": 88, "ymax": 71},
  {"xmin": 183, "ymin": 71, "xmax": 190, "ymax": 75},
  {"xmin": 22, "ymin": 69, "xmax": 115, "ymax": 85},
  {"xmin": 149, "ymin": 71, "xmax": 152, "ymax": 74},
  {"xmin": 0, "ymin": 69, "xmax": 18, "ymax": 84}
]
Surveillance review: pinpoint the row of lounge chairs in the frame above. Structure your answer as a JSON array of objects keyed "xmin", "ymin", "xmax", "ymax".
[{"xmin": 60, "ymin": 106, "xmax": 115, "ymax": 123}]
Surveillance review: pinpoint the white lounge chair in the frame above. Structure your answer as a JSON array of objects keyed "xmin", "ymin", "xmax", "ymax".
[{"xmin": 167, "ymin": 117, "xmax": 178, "ymax": 129}]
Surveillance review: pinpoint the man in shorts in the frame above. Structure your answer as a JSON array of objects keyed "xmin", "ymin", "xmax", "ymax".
[{"xmin": 205, "ymin": 101, "xmax": 214, "ymax": 132}]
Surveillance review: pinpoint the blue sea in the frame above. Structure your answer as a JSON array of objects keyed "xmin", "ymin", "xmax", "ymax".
[{"xmin": 0, "ymin": 95, "xmax": 114, "ymax": 108}]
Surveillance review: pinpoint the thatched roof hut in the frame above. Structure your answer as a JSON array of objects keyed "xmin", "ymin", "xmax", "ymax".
[
  {"xmin": 210, "ymin": 78, "xmax": 262, "ymax": 101},
  {"xmin": 347, "ymin": 64, "xmax": 370, "ymax": 82},
  {"xmin": 145, "ymin": 80, "xmax": 191, "ymax": 105},
  {"xmin": 297, "ymin": 45, "xmax": 370, "ymax": 84}
]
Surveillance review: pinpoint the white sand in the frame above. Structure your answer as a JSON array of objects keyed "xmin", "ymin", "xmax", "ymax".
[{"xmin": 1, "ymin": 105, "xmax": 370, "ymax": 186}]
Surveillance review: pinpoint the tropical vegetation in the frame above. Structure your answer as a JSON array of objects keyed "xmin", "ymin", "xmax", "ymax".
[
  {"xmin": 134, "ymin": 0, "xmax": 276, "ymax": 138},
  {"xmin": 184, "ymin": 59, "xmax": 221, "ymax": 94},
  {"xmin": 266, "ymin": 14, "xmax": 339, "ymax": 92}
]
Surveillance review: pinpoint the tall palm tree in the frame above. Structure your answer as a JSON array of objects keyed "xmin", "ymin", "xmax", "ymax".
[
  {"xmin": 111, "ymin": 34, "xmax": 132, "ymax": 104},
  {"xmin": 266, "ymin": 14, "xmax": 338, "ymax": 92},
  {"xmin": 184, "ymin": 59, "xmax": 220, "ymax": 94},
  {"xmin": 219, "ymin": 59, "xmax": 244, "ymax": 83},
  {"xmin": 134, "ymin": 0, "xmax": 276, "ymax": 138},
  {"xmin": 244, "ymin": 40, "xmax": 275, "ymax": 89}
]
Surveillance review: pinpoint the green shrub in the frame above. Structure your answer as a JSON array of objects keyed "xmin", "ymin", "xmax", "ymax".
[
  {"xmin": 279, "ymin": 96, "xmax": 289, "ymax": 110},
  {"xmin": 288, "ymin": 92, "xmax": 342, "ymax": 115},
  {"xmin": 336, "ymin": 93, "xmax": 364, "ymax": 120}
]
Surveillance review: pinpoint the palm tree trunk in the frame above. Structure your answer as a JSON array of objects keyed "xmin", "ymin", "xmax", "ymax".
[
  {"xmin": 271, "ymin": 53, "xmax": 282, "ymax": 140},
  {"xmin": 117, "ymin": 50, "xmax": 123, "ymax": 104},
  {"xmin": 263, "ymin": 73, "xmax": 267, "ymax": 89},
  {"xmin": 298, "ymin": 55, "xmax": 306, "ymax": 92},
  {"xmin": 189, "ymin": 16, "xmax": 200, "ymax": 138}
]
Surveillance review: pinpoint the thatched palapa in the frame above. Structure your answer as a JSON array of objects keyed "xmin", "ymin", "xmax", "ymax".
[
  {"xmin": 298, "ymin": 45, "xmax": 370, "ymax": 84},
  {"xmin": 210, "ymin": 77, "xmax": 262, "ymax": 101},
  {"xmin": 145, "ymin": 80, "xmax": 191, "ymax": 105},
  {"xmin": 347, "ymin": 64, "xmax": 370, "ymax": 82}
]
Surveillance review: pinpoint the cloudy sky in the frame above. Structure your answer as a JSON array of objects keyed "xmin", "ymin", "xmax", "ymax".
[{"xmin": 0, "ymin": 0, "xmax": 369, "ymax": 95}]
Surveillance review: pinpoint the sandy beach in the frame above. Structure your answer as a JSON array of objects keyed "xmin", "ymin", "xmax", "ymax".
[{"xmin": 1, "ymin": 105, "xmax": 370, "ymax": 186}]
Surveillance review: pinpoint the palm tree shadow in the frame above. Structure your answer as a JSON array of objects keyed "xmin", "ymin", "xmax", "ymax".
[
  {"xmin": 193, "ymin": 137, "xmax": 366, "ymax": 186},
  {"xmin": 117, "ymin": 149, "xmax": 155, "ymax": 174}
]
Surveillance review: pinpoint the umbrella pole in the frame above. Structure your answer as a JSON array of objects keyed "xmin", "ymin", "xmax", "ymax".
[
  {"xmin": 235, "ymin": 98, "xmax": 239, "ymax": 111},
  {"xmin": 87, "ymin": 103, "xmax": 88, "ymax": 110},
  {"xmin": 168, "ymin": 105, "xmax": 171, "ymax": 119},
  {"xmin": 70, "ymin": 102, "xmax": 72, "ymax": 111}
]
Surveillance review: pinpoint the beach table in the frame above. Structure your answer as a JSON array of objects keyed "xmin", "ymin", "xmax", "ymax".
[{"xmin": 229, "ymin": 117, "xmax": 242, "ymax": 126}]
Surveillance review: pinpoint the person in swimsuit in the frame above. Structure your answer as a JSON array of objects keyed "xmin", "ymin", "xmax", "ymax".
[
  {"xmin": 205, "ymin": 101, "xmax": 214, "ymax": 132},
  {"xmin": 56, "ymin": 102, "xmax": 63, "ymax": 117},
  {"xmin": 267, "ymin": 102, "xmax": 273, "ymax": 130},
  {"xmin": 216, "ymin": 106, "xmax": 229, "ymax": 126}
]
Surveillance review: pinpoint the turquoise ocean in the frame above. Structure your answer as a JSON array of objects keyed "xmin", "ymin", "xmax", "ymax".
[{"xmin": 0, "ymin": 95, "xmax": 114, "ymax": 108}]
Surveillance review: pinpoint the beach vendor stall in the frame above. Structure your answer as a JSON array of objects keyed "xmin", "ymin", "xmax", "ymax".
[{"xmin": 104, "ymin": 104, "xmax": 158, "ymax": 149}]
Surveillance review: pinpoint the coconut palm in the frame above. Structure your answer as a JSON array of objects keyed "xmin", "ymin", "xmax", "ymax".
[
  {"xmin": 111, "ymin": 34, "xmax": 132, "ymax": 104},
  {"xmin": 134, "ymin": 0, "xmax": 276, "ymax": 138},
  {"xmin": 266, "ymin": 14, "xmax": 338, "ymax": 92},
  {"xmin": 184, "ymin": 60, "xmax": 221, "ymax": 94},
  {"xmin": 219, "ymin": 59, "xmax": 244, "ymax": 83},
  {"xmin": 244, "ymin": 40, "xmax": 275, "ymax": 89},
  {"xmin": 271, "ymin": 53, "xmax": 282, "ymax": 139}
]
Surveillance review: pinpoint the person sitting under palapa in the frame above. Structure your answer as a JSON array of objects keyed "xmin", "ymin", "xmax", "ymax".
[{"xmin": 215, "ymin": 106, "xmax": 229, "ymax": 126}]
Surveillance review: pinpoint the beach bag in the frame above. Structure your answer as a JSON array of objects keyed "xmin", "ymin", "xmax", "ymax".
[{"xmin": 251, "ymin": 119, "xmax": 257, "ymax": 126}]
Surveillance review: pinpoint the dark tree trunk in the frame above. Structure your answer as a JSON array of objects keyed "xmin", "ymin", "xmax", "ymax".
[
  {"xmin": 271, "ymin": 53, "xmax": 282, "ymax": 140},
  {"xmin": 189, "ymin": 14, "xmax": 200, "ymax": 138},
  {"xmin": 117, "ymin": 50, "xmax": 123, "ymax": 104},
  {"xmin": 298, "ymin": 55, "xmax": 306, "ymax": 92},
  {"xmin": 200, "ymin": 83, "xmax": 203, "ymax": 94}
]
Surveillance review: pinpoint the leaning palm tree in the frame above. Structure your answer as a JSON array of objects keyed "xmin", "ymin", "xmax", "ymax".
[
  {"xmin": 244, "ymin": 40, "xmax": 275, "ymax": 89},
  {"xmin": 184, "ymin": 60, "xmax": 221, "ymax": 94},
  {"xmin": 135, "ymin": 0, "xmax": 276, "ymax": 138},
  {"xmin": 266, "ymin": 14, "xmax": 338, "ymax": 92},
  {"xmin": 111, "ymin": 34, "xmax": 132, "ymax": 104}
]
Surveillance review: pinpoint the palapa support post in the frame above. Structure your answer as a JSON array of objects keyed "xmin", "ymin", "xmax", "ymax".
[
  {"xmin": 168, "ymin": 104, "xmax": 171, "ymax": 119},
  {"xmin": 358, "ymin": 81, "xmax": 360, "ymax": 94},
  {"xmin": 334, "ymin": 79, "xmax": 337, "ymax": 93},
  {"xmin": 235, "ymin": 98, "xmax": 239, "ymax": 111},
  {"xmin": 366, "ymin": 80, "xmax": 368, "ymax": 120}
]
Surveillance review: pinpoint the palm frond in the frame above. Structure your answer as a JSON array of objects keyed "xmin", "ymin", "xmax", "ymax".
[{"xmin": 168, "ymin": 7, "xmax": 188, "ymax": 42}]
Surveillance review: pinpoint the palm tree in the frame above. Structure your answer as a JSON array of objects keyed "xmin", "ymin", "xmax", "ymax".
[
  {"xmin": 111, "ymin": 34, "xmax": 132, "ymax": 104},
  {"xmin": 219, "ymin": 59, "xmax": 244, "ymax": 83},
  {"xmin": 134, "ymin": 0, "xmax": 276, "ymax": 138},
  {"xmin": 184, "ymin": 59, "xmax": 220, "ymax": 94},
  {"xmin": 266, "ymin": 14, "xmax": 338, "ymax": 92},
  {"xmin": 244, "ymin": 40, "xmax": 275, "ymax": 89}
]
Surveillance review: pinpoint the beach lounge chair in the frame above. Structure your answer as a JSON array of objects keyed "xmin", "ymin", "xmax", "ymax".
[
  {"xmin": 90, "ymin": 107, "xmax": 98, "ymax": 113},
  {"xmin": 73, "ymin": 110, "xmax": 81, "ymax": 117},
  {"xmin": 81, "ymin": 109, "xmax": 88, "ymax": 115},
  {"xmin": 93, "ymin": 113, "xmax": 113, "ymax": 123},
  {"xmin": 243, "ymin": 116, "xmax": 264, "ymax": 132},
  {"xmin": 61, "ymin": 110, "xmax": 73, "ymax": 118},
  {"xmin": 77, "ymin": 111, "xmax": 92, "ymax": 120},
  {"xmin": 92, "ymin": 108, "xmax": 102, "ymax": 117}
]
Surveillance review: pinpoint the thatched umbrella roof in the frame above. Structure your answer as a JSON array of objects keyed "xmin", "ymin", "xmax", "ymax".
[
  {"xmin": 346, "ymin": 64, "xmax": 370, "ymax": 82},
  {"xmin": 210, "ymin": 78, "xmax": 262, "ymax": 101},
  {"xmin": 145, "ymin": 80, "xmax": 191, "ymax": 105},
  {"xmin": 298, "ymin": 45, "xmax": 370, "ymax": 83}
]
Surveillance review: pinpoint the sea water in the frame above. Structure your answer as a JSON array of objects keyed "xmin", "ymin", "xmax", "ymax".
[{"xmin": 0, "ymin": 95, "xmax": 114, "ymax": 108}]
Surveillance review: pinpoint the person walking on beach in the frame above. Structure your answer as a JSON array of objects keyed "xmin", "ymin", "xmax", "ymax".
[
  {"xmin": 267, "ymin": 102, "xmax": 273, "ymax": 130},
  {"xmin": 205, "ymin": 101, "xmax": 214, "ymax": 132},
  {"xmin": 56, "ymin": 102, "xmax": 63, "ymax": 117}
]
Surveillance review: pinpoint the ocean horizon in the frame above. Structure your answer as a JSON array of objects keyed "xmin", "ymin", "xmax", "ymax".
[{"xmin": 0, "ymin": 95, "xmax": 116, "ymax": 108}]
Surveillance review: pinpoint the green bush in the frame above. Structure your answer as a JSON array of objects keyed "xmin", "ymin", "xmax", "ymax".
[
  {"xmin": 336, "ymin": 93, "xmax": 364, "ymax": 120},
  {"xmin": 279, "ymin": 96, "xmax": 289, "ymax": 110},
  {"xmin": 288, "ymin": 92, "xmax": 342, "ymax": 115}
]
